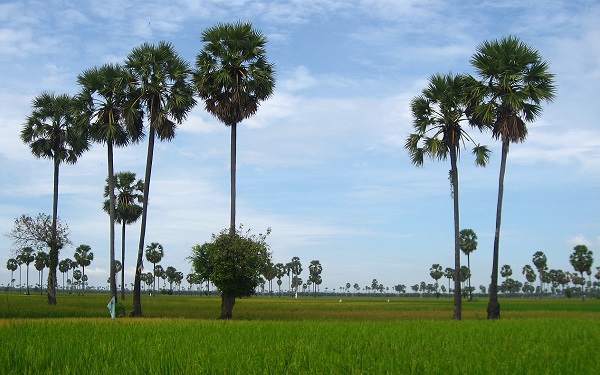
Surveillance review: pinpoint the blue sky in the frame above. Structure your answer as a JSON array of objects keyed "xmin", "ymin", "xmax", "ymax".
[{"xmin": 0, "ymin": 0, "xmax": 598, "ymax": 292}]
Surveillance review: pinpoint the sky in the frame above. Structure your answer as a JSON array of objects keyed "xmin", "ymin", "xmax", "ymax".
[{"xmin": 0, "ymin": 0, "xmax": 598, "ymax": 293}]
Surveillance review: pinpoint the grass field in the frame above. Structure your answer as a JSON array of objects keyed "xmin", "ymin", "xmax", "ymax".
[{"xmin": 1, "ymin": 293, "xmax": 599, "ymax": 374}]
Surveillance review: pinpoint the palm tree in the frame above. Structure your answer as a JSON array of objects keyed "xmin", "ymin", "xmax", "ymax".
[
  {"xmin": 500, "ymin": 265, "xmax": 512, "ymax": 282},
  {"xmin": 73, "ymin": 244, "xmax": 94, "ymax": 295},
  {"xmin": 469, "ymin": 36, "xmax": 556, "ymax": 319},
  {"xmin": 459, "ymin": 229, "xmax": 478, "ymax": 301},
  {"xmin": 569, "ymin": 245, "xmax": 594, "ymax": 301},
  {"xmin": 75, "ymin": 64, "xmax": 144, "ymax": 301},
  {"xmin": 6, "ymin": 258, "xmax": 18, "ymax": 288},
  {"xmin": 58, "ymin": 258, "xmax": 71, "ymax": 291},
  {"xmin": 532, "ymin": 251, "xmax": 548, "ymax": 298},
  {"xmin": 308, "ymin": 260, "xmax": 323, "ymax": 297},
  {"xmin": 125, "ymin": 41, "xmax": 196, "ymax": 316},
  {"xmin": 522, "ymin": 265, "xmax": 536, "ymax": 297},
  {"xmin": 21, "ymin": 92, "xmax": 90, "ymax": 304},
  {"xmin": 444, "ymin": 267, "xmax": 454, "ymax": 295},
  {"xmin": 34, "ymin": 251, "xmax": 49, "ymax": 294},
  {"xmin": 102, "ymin": 171, "xmax": 144, "ymax": 300},
  {"xmin": 405, "ymin": 73, "xmax": 489, "ymax": 320},
  {"xmin": 194, "ymin": 21, "xmax": 275, "ymax": 235},
  {"xmin": 145, "ymin": 242, "xmax": 164, "ymax": 295},
  {"xmin": 18, "ymin": 247, "xmax": 35, "ymax": 295}
]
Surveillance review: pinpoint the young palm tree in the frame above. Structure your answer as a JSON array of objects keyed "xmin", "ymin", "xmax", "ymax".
[
  {"xmin": 470, "ymin": 36, "xmax": 556, "ymax": 319},
  {"xmin": 102, "ymin": 171, "xmax": 144, "ymax": 300},
  {"xmin": 145, "ymin": 242, "xmax": 164, "ymax": 296},
  {"xmin": 74, "ymin": 244, "xmax": 94, "ymax": 295},
  {"xmin": 21, "ymin": 92, "xmax": 89, "ymax": 304},
  {"xmin": 459, "ymin": 228, "xmax": 478, "ymax": 301},
  {"xmin": 76, "ymin": 64, "xmax": 144, "ymax": 301},
  {"xmin": 405, "ymin": 73, "xmax": 489, "ymax": 320},
  {"xmin": 125, "ymin": 41, "xmax": 196, "ymax": 316},
  {"xmin": 194, "ymin": 21, "xmax": 276, "ymax": 236}
]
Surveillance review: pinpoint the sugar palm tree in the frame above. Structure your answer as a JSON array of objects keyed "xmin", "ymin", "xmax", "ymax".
[
  {"xmin": 76, "ymin": 64, "xmax": 144, "ymax": 301},
  {"xmin": 459, "ymin": 228, "xmax": 478, "ymax": 301},
  {"xmin": 102, "ymin": 171, "xmax": 144, "ymax": 300},
  {"xmin": 18, "ymin": 247, "xmax": 35, "ymax": 295},
  {"xmin": 6, "ymin": 258, "xmax": 18, "ymax": 288},
  {"xmin": 469, "ymin": 36, "xmax": 556, "ymax": 319},
  {"xmin": 405, "ymin": 73, "xmax": 489, "ymax": 320},
  {"xmin": 125, "ymin": 41, "xmax": 196, "ymax": 316},
  {"xmin": 21, "ymin": 92, "xmax": 90, "ymax": 304},
  {"xmin": 34, "ymin": 251, "xmax": 49, "ymax": 294},
  {"xmin": 74, "ymin": 244, "xmax": 94, "ymax": 295},
  {"xmin": 58, "ymin": 258, "xmax": 71, "ymax": 291},
  {"xmin": 570, "ymin": 245, "xmax": 594, "ymax": 301},
  {"xmin": 194, "ymin": 21, "xmax": 275, "ymax": 235},
  {"xmin": 145, "ymin": 242, "xmax": 164, "ymax": 295}
]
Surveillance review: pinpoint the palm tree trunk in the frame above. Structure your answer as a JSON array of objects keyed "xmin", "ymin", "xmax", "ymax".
[
  {"xmin": 450, "ymin": 147, "xmax": 461, "ymax": 320},
  {"xmin": 107, "ymin": 141, "xmax": 117, "ymax": 301},
  {"xmin": 487, "ymin": 139, "xmax": 509, "ymax": 319},
  {"xmin": 121, "ymin": 221, "xmax": 126, "ymax": 300},
  {"xmin": 133, "ymin": 127, "xmax": 156, "ymax": 317},
  {"xmin": 468, "ymin": 254, "xmax": 472, "ymax": 301},
  {"xmin": 47, "ymin": 157, "xmax": 60, "ymax": 304},
  {"xmin": 229, "ymin": 122, "xmax": 237, "ymax": 236}
]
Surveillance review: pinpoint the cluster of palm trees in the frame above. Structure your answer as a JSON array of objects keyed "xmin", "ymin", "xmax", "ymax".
[
  {"xmin": 19, "ymin": 22, "xmax": 275, "ymax": 316},
  {"xmin": 405, "ymin": 36, "xmax": 555, "ymax": 319}
]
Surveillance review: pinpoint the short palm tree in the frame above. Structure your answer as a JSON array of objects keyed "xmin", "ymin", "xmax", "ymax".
[
  {"xmin": 194, "ymin": 21, "xmax": 275, "ymax": 236},
  {"xmin": 74, "ymin": 244, "xmax": 94, "ymax": 295},
  {"xmin": 145, "ymin": 242, "xmax": 164, "ymax": 295},
  {"xmin": 405, "ymin": 73, "xmax": 489, "ymax": 320},
  {"xmin": 459, "ymin": 228, "xmax": 478, "ymax": 301},
  {"xmin": 125, "ymin": 41, "xmax": 196, "ymax": 316},
  {"xmin": 21, "ymin": 92, "xmax": 89, "ymax": 304},
  {"xmin": 103, "ymin": 171, "xmax": 144, "ymax": 300},
  {"xmin": 470, "ymin": 36, "xmax": 556, "ymax": 319},
  {"xmin": 76, "ymin": 63, "xmax": 144, "ymax": 301}
]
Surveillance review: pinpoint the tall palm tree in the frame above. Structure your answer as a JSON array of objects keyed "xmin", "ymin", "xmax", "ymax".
[
  {"xmin": 34, "ymin": 251, "xmax": 49, "ymax": 294},
  {"xmin": 125, "ymin": 41, "xmax": 196, "ymax": 316},
  {"xmin": 6, "ymin": 258, "xmax": 18, "ymax": 288},
  {"xmin": 18, "ymin": 247, "xmax": 35, "ymax": 295},
  {"xmin": 103, "ymin": 171, "xmax": 144, "ymax": 300},
  {"xmin": 58, "ymin": 258, "xmax": 71, "ymax": 291},
  {"xmin": 469, "ymin": 36, "xmax": 556, "ymax": 319},
  {"xmin": 405, "ymin": 73, "xmax": 489, "ymax": 320},
  {"xmin": 74, "ymin": 244, "xmax": 94, "ymax": 295},
  {"xmin": 459, "ymin": 228, "xmax": 478, "ymax": 301},
  {"xmin": 21, "ymin": 92, "xmax": 90, "ymax": 304},
  {"xmin": 145, "ymin": 242, "xmax": 164, "ymax": 295},
  {"xmin": 194, "ymin": 21, "xmax": 276, "ymax": 235},
  {"xmin": 76, "ymin": 64, "xmax": 144, "ymax": 302}
]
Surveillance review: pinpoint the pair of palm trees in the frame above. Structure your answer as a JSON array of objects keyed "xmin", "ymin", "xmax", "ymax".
[
  {"xmin": 21, "ymin": 22, "xmax": 275, "ymax": 315},
  {"xmin": 406, "ymin": 36, "xmax": 555, "ymax": 320}
]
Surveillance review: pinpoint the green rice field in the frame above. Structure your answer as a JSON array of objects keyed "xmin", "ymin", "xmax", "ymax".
[{"xmin": 1, "ymin": 293, "xmax": 598, "ymax": 374}]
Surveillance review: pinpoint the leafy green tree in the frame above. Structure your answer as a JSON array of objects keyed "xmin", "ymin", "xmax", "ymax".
[
  {"xmin": 532, "ymin": 251, "xmax": 548, "ymax": 299},
  {"xmin": 34, "ymin": 251, "xmax": 49, "ymax": 294},
  {"xmin": 274, "ymin": 263, "xmax": 286, "ymax": 296},
  {"xmin": 459, "ymin": 229, "xmax": 478, "ymax": 300},
  {"xmin": 74, "ymin": 245, "xmax": 93, "ymax": 295},
  {"xmin": 21, "ymin": 92, "xmax": 89, "ymax": 304},
  {"xmin": 569, "ymin": 245, "xmax": 594, "ymax": 301},
  {"xmin": 194, "ymin": 22, "xmax": 275, "ymax": 235},
  {"xmin": 145, "ymin": 243, "xmax": 164, "ymax": 295},
  {"xmin": 6, "ymin": 258, "xmax": 18, "ymax": 288},
  {"xmin": 406, "ymin": 73, "xmax": 489, "ymax": 319},
  {"xmin": 189, "ymin": 226, "xmax": 271, "ymax": 319},
  {"xmin": 18, "ymin": 247, "xmax": 35, "ymax": 295},
  {"xmin": 289, "ymin": 257, "xmax": 303, "ymax": 296},
  {"xmin": 76, "ymin": 64, "xmax": 144, "ymax": 301},
  {"xmin": 469, "ymin": 36, "xmax": 556, "ymax": 319},
  {"xmin": 126, "ymin": 41, "xmax": 196, "ymax": 316}
]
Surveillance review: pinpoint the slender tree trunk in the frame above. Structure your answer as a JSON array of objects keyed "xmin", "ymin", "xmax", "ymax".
[
  {"xmin": 133, "ymin": 127, "xmax": 156, "ymax": 317},
  {"xmin": 487, "ymin": 139, "xmax": 509, "ymax": 319},
  {"xmin": 26, "ymin": 264, "xmax": 30, "ymax": 295},
  {"xmin": 121, "ymin": 221, "xmax": 126, "ymax": 300},
  {"xmin": 229, "ymin": 122, "xmax": 237, "ymax": 236},
  {"xmin": 108, "ymin": 141, "xmax": 117, "ymax": 301},
  {"xmin": 468, "ymin": 254, "xmax": 472, "ymax": 301},
  {"xmin": 47, "ymin": 157, "xmax": 60, "ymax": 304},
  {"xmin": 450, "ymin": 147, "xmax": 461, "ymax": 320},
  {"xmin": 220, "ymin": 291, "xmax": 236, "ymax": 319}
]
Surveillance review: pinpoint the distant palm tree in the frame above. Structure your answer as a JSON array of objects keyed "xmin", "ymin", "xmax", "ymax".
[
  {"xmin": 194, "ymin": 21, "xmax": 275, "ymax": 235},
  {"xmin": 34, "ymin": 251, "xmax": 49, "ymax": 294},
  {"xmin": 459, "ymin": 229, "xmax": 478, "ymax": 301},
  {"xmin": 58, "ymin": 258, "xmax": 71, "ymax": 291},
  {"xmin": 469, "ymin": 36, "xmax": 556, "ymax": 319},
  {"xmin": 103, "ymin": 171, "xmax": 144, "ymax": 300},
  {"xmin": 18, "ymin": 247, "xmax": 35, "ymax": 295},
  {"xmin": 6, "ymin": 258, "xmax": 18, "ymax": 288},
  {"xmin": 126, "ymin": 41, "xmax": 196, "ymax": 316},
  {"xmin": 74, "ymin": 245, "xmax": 94, "ymax": 295},
  {"xmin": 145, "ymin": 242, "xmax": 164, "ymax": 295},
  {"xmin": 532, "ymin": 251, "xmax": 548, "ymax": 298},
  {"xmin": 75, "ymin": 64, "xmax": 143, "ymax": 301},
  {"xmin": 21, "ymin": 92, "xmax": 89, "ymax": 304},
  {"xmin": 405, "ymin": 73, "xmax": 489, "ymax": 320}
]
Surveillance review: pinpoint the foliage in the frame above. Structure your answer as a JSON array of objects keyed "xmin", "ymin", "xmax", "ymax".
[{"xmin": 6, "ymin": 214, "xmax": 71, "ymax": 252}]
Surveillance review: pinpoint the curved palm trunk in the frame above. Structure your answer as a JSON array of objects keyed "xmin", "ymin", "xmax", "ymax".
[
  {"xmin": 121, "ymin": 221, "xmax": 126, "ymax": 300},
  {"xmin": 487, "ymin": 139, "xmax": 509, "ymax": 319},
  {"xmin": 220, "ymin": 291, "xmax": 235, "ymax": 319},
  {"xmin": 229, "ymin": 122, "xmax": 237, "ymax": 236},
  {"xmin": 47, "ymin": 157, "xmax": 60, "ymax": 304},
  {"xmin": 450, "ymin": 147, "xmax": 461, "ymax": 320},
  {"xmin": 107, "ymin": 141, "xmax": 117, "ymax": 301},
  {"xmin": 133, "ymin": 127, "xmax": 156, "ymax": 317}
]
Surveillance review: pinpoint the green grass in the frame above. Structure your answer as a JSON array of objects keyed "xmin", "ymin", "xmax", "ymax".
[{"xmin": 1, "ymin": 293, "xmax": 599, "ymax": 374}]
